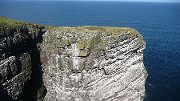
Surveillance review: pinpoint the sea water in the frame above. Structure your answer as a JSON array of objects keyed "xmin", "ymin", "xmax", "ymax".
[{"xmin": 0, "ymin": 1, "xmax": 180, "ymax": 101}]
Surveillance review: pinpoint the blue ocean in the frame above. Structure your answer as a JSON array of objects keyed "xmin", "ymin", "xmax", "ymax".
[{"xmin": 0, "ymin": 1, "xmax": 180, "ymax": 101}]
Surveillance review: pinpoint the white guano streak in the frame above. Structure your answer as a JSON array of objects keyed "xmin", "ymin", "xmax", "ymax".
[{"xmin": 72, "ymin": 43, "xmax": 80, "ymax": 82}]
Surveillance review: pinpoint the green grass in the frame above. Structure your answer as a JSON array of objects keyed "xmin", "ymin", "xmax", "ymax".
[
  {"xmin": 0, "ymin": 16, "xmax": 26, "ymax": 28},
  {"xmin": 47, "ymin": 26, "xmax": 142, "ymax": 38},
  {"xmin": 47, "ymin": 26, "xmax": 144, "ymax": 46},
  {"xmin": 43, "ymin": 26, "xmax": 145, "ymax": 56},
  {"xmin": 47, "ymin": 26, "xmax": 134, "ymax": 36},
  {"xmin": 0, "ymin": 16, "xmax": 43, "ymax": 29},
  {"xmin": 1, "ymin": 16, "xmax": 144, "ymax": 53},
  {"xmin": 0, "ymin": 16, "xmax": 143, "ymax": 45}
]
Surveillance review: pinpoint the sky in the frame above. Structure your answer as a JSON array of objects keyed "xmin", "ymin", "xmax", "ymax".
[{"xmin": 4, "ymin": 0, "xmax": 180, "ymax": 3}]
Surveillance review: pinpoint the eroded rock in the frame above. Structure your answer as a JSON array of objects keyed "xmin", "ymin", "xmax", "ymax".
[
  {"xmin": 0, "ymin": 16, "xmax": 46, "ymax": 101},
  {"xmin": 41, "ymin": 26, "xmax": 147, "ymax": 101}
]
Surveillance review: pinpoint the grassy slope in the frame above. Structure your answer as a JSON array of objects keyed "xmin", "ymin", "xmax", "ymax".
[{"xmin": 0, "ymin": 16, "xmax": 42, "ymax": 29}]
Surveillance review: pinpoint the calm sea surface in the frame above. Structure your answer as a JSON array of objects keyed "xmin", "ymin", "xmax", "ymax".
[{"xmin": 0, "ymin": 1, "xmax": 180, "ymax": 101}]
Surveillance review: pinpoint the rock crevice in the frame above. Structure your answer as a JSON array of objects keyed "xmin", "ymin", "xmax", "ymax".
[{"xmin": 0, "ymin": 17, "xmax": 46, "ymax": 101}]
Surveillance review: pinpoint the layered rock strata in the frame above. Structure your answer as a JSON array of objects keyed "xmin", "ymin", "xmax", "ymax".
[
  {"xmin": 40, "ymin": 26, "xmax": 147, "ymax": 101},
  {"xmin": 0, "ymin": 17, "xmax": 147, "ymax": 101},
  {"xmin": 0, "ymin": 17, "xmax": 45, "ymax": 101}
]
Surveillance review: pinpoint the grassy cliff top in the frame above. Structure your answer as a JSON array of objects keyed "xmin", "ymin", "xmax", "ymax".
[
  {"xmin": 0, "ymin": 16, "xmax": 42, "ymax": 29},
  {"xmin": 43, "ymin": 26, "xmax": 144, "ymax": 57},
  {"xmin": 0, "ymin": 16, "xmax": 140, "ymax": 38},
  {"xmin": 48, "ymin": 26, "xmax": 139, "ymax": 37},
  {"xmin": 48, "ymin": 26, "xmax": 143, "ymax": 44},
  {"xmin": 0, "ymin": 16, "xmax": 25, "ymax": 28},
  {"xmin": 0, "ymin": 16, "xmax": 143, "ymax": 45}
]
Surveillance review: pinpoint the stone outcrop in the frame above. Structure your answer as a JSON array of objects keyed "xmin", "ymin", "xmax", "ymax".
[
  {"xmin": 0, "ymin": 17, "xmax": 45, "ymax": 101},
  {"xmin": 40, "ymin": 26, "xmax": 147, "ymax": 101},
  {"xmin": 0, "ymin": 17, "xmax": 147, "ymax": 101}
]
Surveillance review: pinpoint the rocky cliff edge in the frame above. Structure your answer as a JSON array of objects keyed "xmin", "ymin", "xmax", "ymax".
[
  {"xmin": 0, "ymin": 17, "xmax": 147, "ymax": 101},
  {"xmin": 0, "ymin": 17, "xmax": 46, "ymax": 101},
  {"xmin": 40, "ymin": 26, "xmax": 148, "ymax": 101}
]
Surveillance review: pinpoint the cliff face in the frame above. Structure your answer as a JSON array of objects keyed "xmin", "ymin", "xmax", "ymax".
[
  {"xmin": 0, "ymin": 17, "xmax": 45, "ymax": 101},
  {"xmin": 40, "ymin": 26, "xmax": 147, "ymax": 101},
  {"xmin": 0, "ymin": 17, "xmax": 147, "ymax": 101}
]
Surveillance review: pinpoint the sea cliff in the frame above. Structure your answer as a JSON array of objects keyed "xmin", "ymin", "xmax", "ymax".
[
  {"xmin": 40, "ymin": 26, "xmax": 147, "ymax": 101},
  {"xmin": 0, "ymin": 17, "xmax": 45, "ymax": 101},
  {"xmin": 0, "ymin": 17, "xmax": 147, "ymax": 101}
]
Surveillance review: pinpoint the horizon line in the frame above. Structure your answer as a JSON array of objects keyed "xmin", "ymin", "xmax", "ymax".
[{"xmin": 4, "ymin": 0, "xmax": 180, "ymax": 3}]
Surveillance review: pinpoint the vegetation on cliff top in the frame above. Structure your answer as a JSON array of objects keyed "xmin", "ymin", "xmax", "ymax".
[
  {"xmin": 0, "ymin": 16, "xmax": 42, "ymax": 29},
  {"xmin": 47, "ymin": 26, "xmax": 144, "ymax": 46},
  {"xmin": 0, "ymin": 17, "xmax": 143, "ymax": 53},
  {"xmin": 43, "ymin": 26, "xmax": 144, "ymax": 57},
  {"xmin": 48, "ymin": 26, "xmax": 138, "ymax": 37},
  {"xmin": 0, "ymin": 16, "xmax": 143, "ymax": 42}
]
